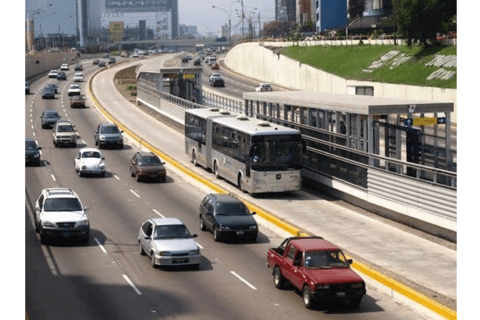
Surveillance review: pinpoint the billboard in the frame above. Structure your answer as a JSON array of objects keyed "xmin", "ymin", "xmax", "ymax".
[
  {"xmin": 105, "ymin": 0, "xmax": 168, "ymax": 11},
  {"xmin": 109, "ymin": 21, "xmax": 124, "ymax": 42}
]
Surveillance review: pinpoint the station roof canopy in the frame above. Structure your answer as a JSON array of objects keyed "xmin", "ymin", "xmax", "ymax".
[{"xmin": 243, "ymin": 91, "xmax": 454, "ymax": 115}]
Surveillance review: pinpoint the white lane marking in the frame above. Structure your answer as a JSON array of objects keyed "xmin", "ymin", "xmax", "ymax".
[
  {"xmin": 113, "ymin": 174, "xmax": 120, "ymax": 180},
  {"xmin": 152, "ymin": 209, "xmax": 164, "ymax": 218},
  {"xmin": 130, "ymin": 189, "xmax": 140, "ymax": 198},
  {"xmin": 39, "ymin": 150, "xmax": 43, "ymax": 155},
  {"xmin": 31, "ymin": 125, "xmax": 34, "ymax": 130},
  {"xmin": 94, "ymin": 237, "xmax": 107, "ymax": 253},
  {"xmin": 30, "ymin": 119, "xmax": 33, "ymax": 123},
  {"xmin": 32, "ymin": 132, "xmax": 36, "ymax": 137},
  {"xmin": 122, "ymin": 274, "xmax": 143, "ymax": 295},
  {"xmin": 230, "ymin": 271, "xmax": 257, "ymax": 290},
  {"xmin": 81, "ymin": 140, "xmax": 86, "ymax": 144},
  {"xmin": 195, "ymin": 242, "xmax": 204, "ymax": 249},
  {"xmin": 51, "ymin": 174, "xmax": 57, "ymax": 181}
]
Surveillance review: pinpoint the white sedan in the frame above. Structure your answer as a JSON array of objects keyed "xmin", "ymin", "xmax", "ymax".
[
  {"xmin": 67, "ymin": 84, "xmax": 81, "ymax": 96},
  {"xmin": 60, "ymin": 63, "xmax": 69, "ymax": 71},
  {"xmin": 73, "ymin": 73, "xmax": 84, "ymax": 82},
  {"xmin": 74, "ymin": 148, "xmax": 106, "ymax": 177},
  {"xmin": 255, "ymin": 83, "xmax": 273, "ymax": 92}
]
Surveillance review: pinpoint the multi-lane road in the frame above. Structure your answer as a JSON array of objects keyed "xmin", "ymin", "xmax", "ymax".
[{"xmin": 24, "ymin": 55, "xmax": 431, "ymax": 319}]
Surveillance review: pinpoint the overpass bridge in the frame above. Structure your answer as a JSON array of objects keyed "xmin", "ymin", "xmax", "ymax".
[{"xmin": 104, "ymin": 38, "xmax": 229, "ymax": 51}]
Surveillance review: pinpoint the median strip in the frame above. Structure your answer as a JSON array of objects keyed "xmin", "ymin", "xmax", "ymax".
[{"xmin": 88, "ymin": 64, "xmax": 456, "ymax": 320}]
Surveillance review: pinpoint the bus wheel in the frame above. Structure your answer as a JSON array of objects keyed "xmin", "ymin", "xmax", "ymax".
[
  {"xmin": 192, "ymin": 150, "xmax": 198, "ymax": 166},
  {"xmin": 238, "ymin": 175, "xmax": 246, "ymax": 193},
  {"xmin": 214, "ymin": 162, "xmax": 220, "ymax": 179}
]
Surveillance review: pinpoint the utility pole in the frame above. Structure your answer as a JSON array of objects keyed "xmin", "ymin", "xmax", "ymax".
[
  {"xmin": 241, "ymin": 0, "xmax": 244, "ymax": 40},
  {"xmin": 258, "ymin": 12, "xmax": 261, "ymax": 39}
]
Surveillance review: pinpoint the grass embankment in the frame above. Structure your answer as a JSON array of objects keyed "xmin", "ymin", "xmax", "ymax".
[{"xmin": 281, "ymin": 45, "xmax": 456, "ymax": 89}]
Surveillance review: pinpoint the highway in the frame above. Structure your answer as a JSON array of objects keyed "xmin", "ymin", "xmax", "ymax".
[{"xmin": 25, "ymin": 54, "xmax": 436, "ymax": 319}]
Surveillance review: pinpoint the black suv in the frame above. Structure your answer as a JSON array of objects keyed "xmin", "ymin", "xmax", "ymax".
[
  {"xmin": 56, "ymin": 71, "xmax": 67, "ymax": 80},
  {"xmin": 108, "ymin": 57, "xmax": 116, "ymax": 64},
  {"xmin": 94, "ymin": 123, "xmax": 124, "ymax": 149},
  {"xmin": 199, "ymin": 194, "xmax": 258, "ymax": 242},
  {"xmin": 40, "ymin": 109, "xmax": 61, "ymax": 129}
]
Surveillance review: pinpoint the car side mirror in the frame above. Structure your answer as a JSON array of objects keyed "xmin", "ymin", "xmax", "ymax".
[
  {"xmin": 251, "ymin": 211, "xmax": 256, "ymax": 215},
  {"xmin": 192, "ymin": 234, "xmax": 198, "ymax": 238},
  {"xmin": 34, "ymin": 206, "xmax": 40, "ymax": 212},
  {"xmin": 346, "ymin": 259, "xmax": 353, "ymax": 265},
  {"xmin": 162, "ymin": 162, "xmax": 166, "ymax": 165},
  {"xmin": 76, "ymin": 156, "xmax": 80, "ymax": 160},
  {"xmin": 84, "ymin": 206, "xmax": 90, "ymax": 211},
  {"xmin": 102, "ymin": 157, "xmax": 105, "ymax": 160},
  {"xmin": 38, "ymin": 147, "xmax": 42, "ymax": 150}
]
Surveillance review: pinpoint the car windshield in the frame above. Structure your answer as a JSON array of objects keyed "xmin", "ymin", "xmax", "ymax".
[
  {"xmin": 44, "ymin": 198, "xmax": 82, "ymax": 212},
  {"xmin": 72, "ymin": 96, "xmax": 83, "ymax": 100},
  {"xmin": 25, "ymin": 141, "xmax": 38, "ymax": 150},
  {"xmin": 82, "ymin": 151, "xmax": 101, "ymax": 158},
  {"xmin": 215, "ymin": 202, "xmax": 249, "ymax": 215},
  {"xmin": 304, "ymin": 250, "xmax": 348, "ymax": 269},
  {"xmin": 154, "ymin": 225, "xmax": 192, "ymax": 239},
  {"xmin": 138, "ymin": 156, "xmax": 161, "ymax": 166},
  {"xmin": 44, "ymin": 112, "xmax": 59, "ymax": 118},
  {"xmin": 100, "ymin": 126, "xmax": 120, "ymax": 134},
  {"xmin": 70, "ymin": 85, "xmax": 79, "ymax": 89},
  {"xmin": 57, "ymin": 125, "xmax": 74, "ymax": 132},
  {"xmin": 250, "ymin": 134, "xmax": 303, "ymax": 171}
]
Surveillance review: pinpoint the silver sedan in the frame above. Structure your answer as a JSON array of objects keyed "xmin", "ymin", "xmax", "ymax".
[{"xmin": 138, "ymin": 218, "xmax": 201, "ymax": 269}]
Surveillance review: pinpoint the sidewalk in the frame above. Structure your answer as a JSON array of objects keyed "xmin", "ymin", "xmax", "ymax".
[{"xmin": 91, "ymin": 58, "xmax": 457, "ymax": 313}]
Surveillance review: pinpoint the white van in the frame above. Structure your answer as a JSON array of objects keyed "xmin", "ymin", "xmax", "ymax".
[{"xmin": 206, "ymin": 56, "xmax": 216, "ymax": 66}]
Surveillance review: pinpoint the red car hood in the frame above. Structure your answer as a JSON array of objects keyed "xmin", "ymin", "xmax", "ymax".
[{"xmin": 303, "ymin": 267, "xmax": 364, "ymax": 284}]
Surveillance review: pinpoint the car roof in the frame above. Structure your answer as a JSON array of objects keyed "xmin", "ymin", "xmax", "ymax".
[
  {"xmin": 137, "ymin": 152, "xmax": 158, "ymax": 158},
  {"xmin": 151, "ymin": 217, "xmax": 184, "ymax": 226},
  {"xmin": 43, "ymin": 188, "xmax": 77, "ymax": 198},
  {"xmin": 99, "ymin": 123, "xmax": 117, "ymax": 127},
  {"xmin": 79, "ymin": 147, "xmax": 102, "ymax": 153},
  {"xmin": 209, "ymin": 193, "xmax": 243, "ymax": 204},
  {"xmin": 290, "ymin": 238, "xmax": 340, "ymax": 252},
  {"xmin": 44, "ymin": 108, "xmax": 58, "ymax": 113}
]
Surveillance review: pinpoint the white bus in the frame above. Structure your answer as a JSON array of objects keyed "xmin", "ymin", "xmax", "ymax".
[{"xmin": 185, "ymin": 108, "xmax": 303, "ymax": 193}]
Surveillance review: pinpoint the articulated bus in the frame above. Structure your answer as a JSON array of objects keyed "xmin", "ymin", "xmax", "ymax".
[{"xmin": 185, "ymin": 108, "xmax": 303, "ymax": 193}]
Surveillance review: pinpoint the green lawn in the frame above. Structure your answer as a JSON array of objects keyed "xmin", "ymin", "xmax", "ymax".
[{"xmin": 280, "ymin": 44, "xmax": 456, "ymax": 89}]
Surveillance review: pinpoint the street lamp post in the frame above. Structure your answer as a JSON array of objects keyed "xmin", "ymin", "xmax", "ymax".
[
  {"xmin": 26, "ymin": 3, "xmax": 53, "ymax": 52},
  {"xmin": 213, "ymin": 1, "xmax": 240, "ymax": 50}
]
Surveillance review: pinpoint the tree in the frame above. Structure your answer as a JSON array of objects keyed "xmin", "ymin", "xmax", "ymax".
[
  {"xmin": 262, "ymin": 20, "xmax": 289, "ymax": 38},
  {"xmin": 392, "ymin": 0, "xmax": 456, "ymax": 46}
]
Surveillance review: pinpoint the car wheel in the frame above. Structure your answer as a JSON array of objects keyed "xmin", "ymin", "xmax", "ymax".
[
  {"xmin": 101, "ymin": 172, "xmax": 106, "ymax": 178},
  {"xmin": 34, "ymin": 216, "xmax": 39, "ymax": 233},
  {"xmin": 199, "ymin": 216, "xmax": 207, "ymax": 231},
  {"xmin": 273, "ymin": 267, "xmax": 285, "ymax": 289},
  {"xmin": 136, "ymin": 173, "xmax": 141, "ymax": 182},
  {"xmin": 151, "ymin": 252, "xmax": 157, "ymax": 268},
  {"xmin": 213, "ymin": 227, "xmax": 221, "ymax": 242},
  {"xmin": 78, "ymin": 170, "xmax": 83, "ymax": 177},
  {"xmin": 139, "ymin": 243, "xmax": 146, "ymax": 256},
  {"xmin": 72, "ymin": 142, "xmax": 77, "ymax": 148},
  {"xmin": 130, "ymin": 167, "xmax": 135, "ymax": 177},
  {"xmin": 349, "ymin": 297, "xmax": 362, "ymax": 307},
  {"xmin": 119, "ymin": 143, "xmax": 124, "ymax": 149},
  {"xmin": 80, "ymin": 234, "xmax": 89, "ymax": 244},
  {"xmin": 238, "ymin": 175, "xmax": 246, "ymax": 193},
  {"xmin": 94, "ymin": 139, "xmax": 98, "ymax": 146},
  {"xmin": 53, "ymin": 141, "xmax": 57, "ymax": 148},
  {"xmin": 303, "ymin": 286, "xmax": 314, "ymax": 309},
  {"xmin": 192, "ymin": 151, "xmax": 198, "ymax": 166}
]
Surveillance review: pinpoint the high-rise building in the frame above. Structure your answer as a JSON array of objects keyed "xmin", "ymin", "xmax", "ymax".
[
  {"xmin": 315, "ymin": 0, "xmax": 348, "ymax": 32},
  {"xmin": 100, "ymin": 0, "xmax": 179, "ymax": 41},
  {"xmin": 75, "ymin": 0, "xmax": 102, "ymax": 47},
  {"xmin": 297, "ymin": 0, "xmax": 316, "ymax": 24},
  {"xmin": 275, "ymin": 0, "xmax": 296, "ymax": 23}
]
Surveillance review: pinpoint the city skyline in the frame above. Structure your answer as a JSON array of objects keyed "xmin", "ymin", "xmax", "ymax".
[{"xmin": 25, "ymin": 0, "xmax": 276, "ymax": 39}]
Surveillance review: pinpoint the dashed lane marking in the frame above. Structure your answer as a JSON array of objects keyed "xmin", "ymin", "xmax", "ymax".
[
  {"xmin": 130, "ymin": 189, "xmax": 140, "ymax": 198},
  {"xmin": 122, "ymin": 274, "xmax": 142, "ymax": 295},
  {"xmin": 230, "ymin": 271, "xmax": 257, "ymax": 290},
  {"xmin": 94, "ymin": 237, "xmax": 107, "ymax": 253},
  {"xmin": 152, "ymin": 209, "xmax": 164, "ymax": 218}
]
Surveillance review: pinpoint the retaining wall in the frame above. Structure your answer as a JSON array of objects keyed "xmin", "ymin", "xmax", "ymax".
[{"xmin": 225, "ymin": 42, "xmax": 457, "ymax": 123}]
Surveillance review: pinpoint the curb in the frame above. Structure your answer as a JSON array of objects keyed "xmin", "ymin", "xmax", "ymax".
[{"xmin": 88, "ymin": 66, "xmax": 456, "ymax": 320}]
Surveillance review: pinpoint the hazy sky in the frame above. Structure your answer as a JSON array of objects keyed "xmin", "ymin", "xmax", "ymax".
[{"xmin": 25, "ymin": 0, "xmax": 276, "ymax": 36}]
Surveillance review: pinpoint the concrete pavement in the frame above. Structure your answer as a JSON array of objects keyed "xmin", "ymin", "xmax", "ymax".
[{"xmin": 90, "ymin": 56, "xmax": 456, "ymax": 317}]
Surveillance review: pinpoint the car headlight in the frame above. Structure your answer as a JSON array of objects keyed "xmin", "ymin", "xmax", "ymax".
[
  {"xmin": 219, "ymin": 225, "xmax": 231, "ymax": 231},
  {"xmin": 77, "ymin": 219, "xmax": 89, "ymax": 227},
  {"xmin": 159, "ymin": 251, "xmax": 172, "ymax": 256},
  {"xmin": 100, "ymin": 136, "xmax": 106, "ymax": 140},
  {"xmin": 189, "ymin": 249, "xmax": 200, "ymax": 255},
  {"xmin": 351, "ymin": 283, "xmax": 364, "ymax": 289},
  {"xmin": 81, "ymin": 165, "xmax": 87, "ymax": 170},
  {"xmin": 249, "ymin": 225, "xmax": 257, "ymax": 229},
  {"xmin": 34, "ymin": 153, "xmax": 40, "ymax": 158},
  {"xmin": 317, "ymin": 284, "xmax": 330, "ymax": 290},
  {"xmin": 42, "ymin": 220, "xmax": 55, "ymax": 228},
  {"xmin": 99, "ymin": 162, "xmax": 106, "ymax": 169}
]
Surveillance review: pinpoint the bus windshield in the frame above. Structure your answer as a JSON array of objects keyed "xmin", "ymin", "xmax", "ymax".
[{"xmin": 250, "ymin": 135, "xmax": 302, "ymax": 171}]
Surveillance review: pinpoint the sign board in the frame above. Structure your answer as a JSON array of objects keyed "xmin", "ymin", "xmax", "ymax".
[
  {"xmin": 183, "ymin": 73, "xmax": 196, "ymax": 79},
  {"xmin": 163, "ymin": 73, "xmax": 179, "ymax": 79},
  {"xmin": 109, "ymin": 21, "xmax": 124, "ymax": 42},
  {"xmin": 413, "ymin": 118, "xmax": 437, "ymax": 126},
  {"xmin": 437, "ymin": 117, "xmax": 446, "ymax": 124},
  {"xmin": 404, "ymin": 118, "xmax": 413, "ymax": 126}
]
